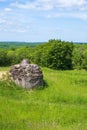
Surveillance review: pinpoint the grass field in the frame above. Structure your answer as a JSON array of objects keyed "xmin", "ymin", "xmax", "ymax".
[
  {"xmin": 0, "ymin": 67, "xmax": 87, "ymax": 130},
  {"xmin": 0, "ymin": 67, "xmax": 10, "ymax": 71}
]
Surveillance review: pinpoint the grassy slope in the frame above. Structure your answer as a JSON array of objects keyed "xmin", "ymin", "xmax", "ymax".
[{"xmin": 0, "ymin": 67, "xmax": 87, "ymax": 130}]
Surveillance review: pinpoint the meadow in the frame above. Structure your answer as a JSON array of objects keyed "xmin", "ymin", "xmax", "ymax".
[{"xmin": 0, "ymin": 67, "xmax": 87, "ymax": 130}]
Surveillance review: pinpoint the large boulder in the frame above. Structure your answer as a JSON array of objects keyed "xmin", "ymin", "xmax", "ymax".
[{"xmin": 9, "ymin": 59, "xmax": 43, "ymax": 89}]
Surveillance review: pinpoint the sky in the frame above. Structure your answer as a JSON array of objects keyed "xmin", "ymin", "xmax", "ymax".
[{"xmin": 0, "ymin": 0, "xmax": 87, "ymax": 42}]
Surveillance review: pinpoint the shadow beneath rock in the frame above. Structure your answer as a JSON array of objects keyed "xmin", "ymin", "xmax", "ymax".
[{"xmin": 34, "ymin": 80, "xmax": 48, "ymax": 90}]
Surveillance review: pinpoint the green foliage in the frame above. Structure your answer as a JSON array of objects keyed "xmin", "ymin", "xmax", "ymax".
[
  {"xmin": 0, "ymin": 39, "xmax": 73, "ymax": 70},
  {"xmin": 15, "ymin": 47, "xmax": 30, "ymax": 63},
  {"xmin": 47, "ymin": 40, "xmax": 73, "ymax": 69},
  {"xmin": 0, "ymin": 49, "xmax": 8, "ymax": 66},
  {"xmin": 7, "ymin": 50, "xmax": 17, "ymax": 65},
  {"xmin": 82, "ymin": 49, "xmax": 87, "ymax": 69},
  {"xmin": 6, "ymin": 47, "xmax": 34, "ymax": 65},
  {"xmin": 0, "ymin": 42, "xmax": 43, "ymax": 49},
  {"xmin": 33, "ymin": 39, "xmax": 73, "ymax": 70},
  {"xmin": 73, "ymin": 44, "xmax": 87, "ymax": 69},
  {"xmin": 0, "ymin": 68, "xmax": 87, "ymax": 129},
  {"xmin": 1, "ymin": 40, "xmax": 87, "ymax": 70}
]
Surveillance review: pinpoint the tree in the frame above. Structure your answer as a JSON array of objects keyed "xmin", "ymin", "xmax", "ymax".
[
  {"xmin": 33, "ymin": 39, "xmax": 73, "ymax": 70},
  {"xmin": 7, "ymin": 50, "xmax": 17, "ymax": 65},
  {"xmin": 0, "ymin": 49, "xmax": 8, "ymax": 66},
  {"xmin": 46, "ymin": 40, "xmax": 73, "ymax": 69}
]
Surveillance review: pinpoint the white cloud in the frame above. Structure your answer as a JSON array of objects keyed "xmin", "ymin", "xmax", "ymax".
[
  {"xmin": 10, "ymin": 0, "xmax": 87, "ymax": 11},
  {"xmin": 46, "ymin": 12, "xmax": 87, "ymax": 20},
  {"xmin": 55, "ymin": 0, "xmax": 86, "ymax": 8},
  {"xmin": 0, "ymin": 19, "xmax": 6, "ymax": 24},
  {"xmin": 10, "ymin": 1, "xmax": 34, "ymax": 9},
  {"xmin": 0, "ymin": 16, "xmax": 30, "ymax": 33},
  {"xmin": 5, "ymin": 28, "xmax": 27, "ymax": 33},
  {"xmin": 4, "ymin": 8, "xmax": 12, "ymax": 12},
  {"xmin": 46, "ymin": 13, "xmax": 62, "ymax": 18},
  {"xmin": 71, "ymin": 12, "xmax": 87, "ymax": 20}
]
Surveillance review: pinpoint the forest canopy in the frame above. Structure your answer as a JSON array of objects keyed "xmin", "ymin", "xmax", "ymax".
[{"xmin": 0, "ymin": 39, "xmax": 87, "ymax": 70}]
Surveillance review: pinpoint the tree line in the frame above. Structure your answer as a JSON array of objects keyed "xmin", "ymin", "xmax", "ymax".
[{"xmin": 0, "ymin": 39, "xmax": 87, "ymax": 70}]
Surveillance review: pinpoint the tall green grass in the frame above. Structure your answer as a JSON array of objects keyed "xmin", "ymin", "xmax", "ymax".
[
  {"xmin": 0, "ymin": 68, "xmax": 87, "ymax": 130},
  {"xmin": 0, "ymin": 67, "xmax": 10, "ymax": 71}
]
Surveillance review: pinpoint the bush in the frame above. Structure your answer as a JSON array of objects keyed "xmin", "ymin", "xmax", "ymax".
[{"xmin": 33, "ymin": 39, "xmax": 73, "ymax": 70}]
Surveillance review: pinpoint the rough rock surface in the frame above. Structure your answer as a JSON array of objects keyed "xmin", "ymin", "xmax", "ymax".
[{"xmin": 9, "ymin": 59, "xmax": 43, "ymax": 89}]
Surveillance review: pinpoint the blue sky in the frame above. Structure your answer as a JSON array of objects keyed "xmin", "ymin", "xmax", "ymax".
[{"xmin": 0, "ymin": 0, "xmax": 87, "ymax": 42}]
